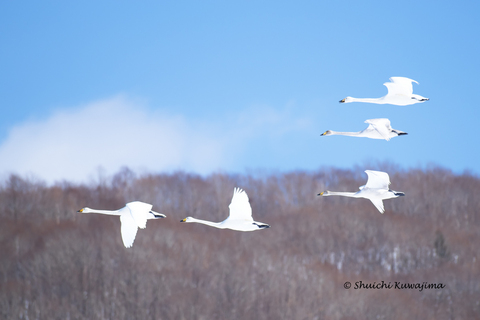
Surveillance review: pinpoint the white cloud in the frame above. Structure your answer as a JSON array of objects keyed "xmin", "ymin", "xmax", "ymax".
[{"xmin": 0, "ymin": 96, "xmax": 313, "ymax": 183}]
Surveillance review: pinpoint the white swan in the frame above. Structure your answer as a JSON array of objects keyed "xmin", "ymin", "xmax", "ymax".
[
  {"xmin": 321, "ymin": 118, "xmax": 407, "ymax": 141},
  {"xmin": 340, "ymin": 77, "xmax": 429, "ymax": 106},
  {"xmin": 77, "ymin": 201, "xmax": 166, "ymax": 248},
  {"xmin": 180, "ymin": 188, "xmax": 270, "ymax": 231},
  {"xmin": 318, "ymin": 170, "xmax": 404, "ymax": 213}
]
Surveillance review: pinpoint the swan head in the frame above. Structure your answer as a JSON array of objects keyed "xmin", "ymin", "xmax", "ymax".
[
  {"xmin": 321, "ymin": 130, "xmax": 333, "ymax": 136},
  {"xmin": 77, "ymin": 207, "xmax": 93, "ymax": 213},
  {"xmin": 180, "ymin": 217, "xmax": 194, "ymax": 223},
  {"xmin": 339, "ymin": 97, "xmax": 354, "ymax": 103}
]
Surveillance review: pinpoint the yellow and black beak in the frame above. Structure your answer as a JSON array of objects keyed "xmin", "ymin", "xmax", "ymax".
[
  {"xmin": 339, "ymin": 98, "xmax": 346, "ymax": 103},
  {"xmin": 317, "ymin": 192, "xmax": 324, "ymax": 196},
  {"xmin": 320, "ymin": 131, "xmax": 328, "ymax": 136},
  {"xmin": 77, "ymin": 208, "xmax": 84, "ymax": 213},
  {"xmin": 180, "ymin": 218, "xmax": 186, "ymax": 222}
]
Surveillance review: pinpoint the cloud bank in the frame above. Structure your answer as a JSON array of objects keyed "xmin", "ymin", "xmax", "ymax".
[{"xmin": 0, "ymin": 96, "xmax": 312, "ymax": 183}]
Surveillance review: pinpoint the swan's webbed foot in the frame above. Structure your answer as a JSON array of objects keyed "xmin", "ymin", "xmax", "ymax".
[
  {"xmin": 412, "ymin": 97, "xmax": 429, "ymax": 102},
  {"xmin": 150, "ymin": 210, "xmax": 166, "ymax": 218},
  {"xmin": 253, "ymin": 223, "xmax": 270, "ymax": 229}
]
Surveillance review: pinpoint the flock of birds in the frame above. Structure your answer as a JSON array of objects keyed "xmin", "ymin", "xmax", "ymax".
[{"xmin": 78, "ymin": 77, "xmax": 429, "ymax": 248}]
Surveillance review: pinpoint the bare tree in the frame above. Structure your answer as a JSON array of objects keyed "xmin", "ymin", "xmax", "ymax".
[{"xmin": 0, "ymin": 165, "xmax": 479, "ymax": 319}]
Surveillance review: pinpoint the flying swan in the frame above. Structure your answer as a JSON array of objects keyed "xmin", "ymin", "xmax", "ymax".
[
  {"xmin": 77, "ymin": 201, "xmax": 166, "ymax": 248},
  {"xmin": 318, "ymin": 170, "xmax": 404, "ymax": 213},
  {"xmin": 180, "ymin": 188, "xmax": 270, "ymax": 231},
  {"xmin": 321, "ymin": 118, "xmax": 407, "ymax": 141},
  {"xmin": 340, "ymin": 77, "xmax": 429, "ymax": 106}
]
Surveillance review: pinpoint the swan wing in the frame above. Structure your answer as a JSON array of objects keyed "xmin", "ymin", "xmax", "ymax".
[
  {"xmin": 126, "ymin": 201, "xmax": 152, "ymax": 229},
  {"xmin": 369, "ymin": 198, "xmax": 385, "ymax": 214},
  {"xmin": 365, "ymin": 118, "xmax": 392, "ymax": 141},
  {"xmin": 364, "ymin": 170, "xmax": 391, "ymax": 190},
  {"xmin": 228, "ymin": 188, "xmax": 253, "ymax": 221},
  {"xmin": 383, "ymin": 77, "xmax": 418, "ymax": 97},
  {"xmin": 120, "ymin": 211, "xmax": 138, "ymax": 248}
]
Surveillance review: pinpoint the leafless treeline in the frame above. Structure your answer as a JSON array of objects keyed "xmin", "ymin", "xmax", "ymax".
[{"xmin": 1, "ymin": 165, "xmax": 479, "ymax": 320}]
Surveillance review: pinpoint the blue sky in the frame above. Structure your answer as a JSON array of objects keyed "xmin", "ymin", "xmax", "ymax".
[{"xmin": 1, "ymin": 1, "xmax": 479, "ymax": 183}]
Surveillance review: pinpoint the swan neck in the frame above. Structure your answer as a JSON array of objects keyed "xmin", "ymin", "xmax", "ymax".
[
  {"xmin": 326, "ymin": 191, "xmax": 358, "ymax": 197},
  {"xmin": 87, "ymin": 209, "xmax": 121, "ymax": 216},
  {"xmin": 351, "ymin": 97, "xmax": 383, "ymax": 104},
  {"xmin": 189, "ymin": 217, "xmax": 223, "ymax": 228},
  {"xmin": 329, "ymin": 130, "xmax": 361, "ymax": 137}
]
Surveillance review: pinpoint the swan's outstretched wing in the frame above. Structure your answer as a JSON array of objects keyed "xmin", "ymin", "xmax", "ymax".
[
  {"xmin": 365, "ymin": 118, "xmax": 392, "ymax": 141},
  {"xmin": 120, "ymin": 211, "xmax": 138, "ymax": 248},
  {"xmin": 126, "ymin": 201, "xmax": 152, "ymax": 229},
  {"xmin": 228, "ymin": 188, "xmax": 253, "ymax": 221},
  {"xmin": 369, "ymin": 198, "xmax": 385, "ymax": 214},
  {"xmin": 383, "ymin": 77, "xmax": 418, "ymax": 97},
  {"xmin": 364, "ymin": 170, "xmax": 391, "ymax": 190}
]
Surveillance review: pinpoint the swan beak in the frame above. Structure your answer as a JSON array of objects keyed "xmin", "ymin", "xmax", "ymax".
[
  {"xmin": 318, "ymin": 192, "xmax": 324, "ymax": 196},
  {"xmin": 320, "ymin": 131, "xmax": 327, "ymax": 136},
  {"xmin": 180, "ymin": 218, "xmax": 186, "ymax": 222},
  {"xmin": 339, "ymin": 98, "xmax": 346, "ymax": 103},
  {"xmin": 77, "ymin": 209, "xmax": 84, "ymax": 213}
]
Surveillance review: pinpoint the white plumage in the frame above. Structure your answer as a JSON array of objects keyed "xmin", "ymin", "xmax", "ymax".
[
  {"xmin": 340, "ymin": 77, "xmax": 429, "ymax": 106},
  {"xmin": 180, "ymin": 188, "xmax": 269, "ymax": 231},
  {"xmin": 77, "ymin": 201, "xmax": 166, "ymax": 248},
  {"xmin": 321, "ymin": 118, "xmax": 407, "ymax": 141},
  {"xmin": 318, "ymin": 170, "xmax": 405, "ymax": 213}
]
